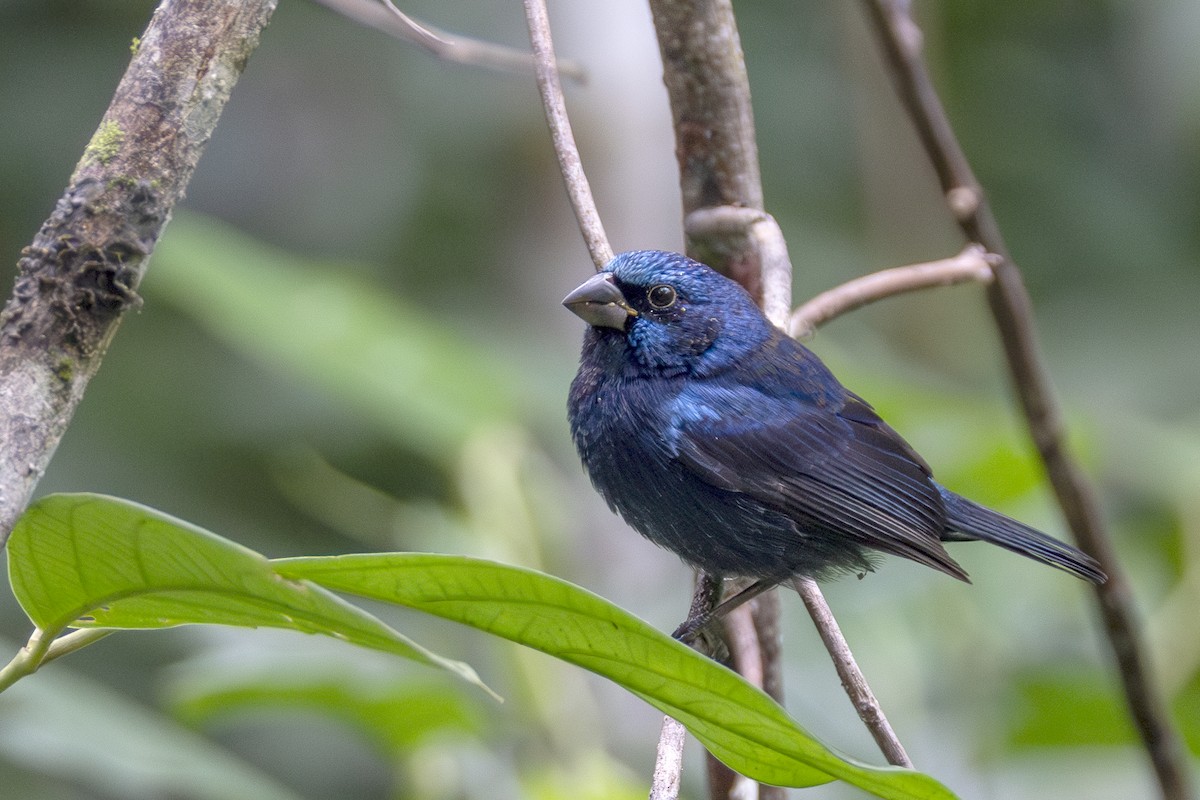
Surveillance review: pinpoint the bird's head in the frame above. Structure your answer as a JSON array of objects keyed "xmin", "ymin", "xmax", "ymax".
[{"xmin": 562, "ymin": 250, "xmax": 773, "ymax": 376}]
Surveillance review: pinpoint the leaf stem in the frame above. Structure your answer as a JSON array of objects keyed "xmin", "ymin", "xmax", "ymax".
[{"xmin": 0, "ymin": 628, "xmax": 55, "ymax": 694}]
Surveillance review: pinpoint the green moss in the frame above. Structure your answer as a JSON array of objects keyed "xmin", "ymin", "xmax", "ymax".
[
  {"xmin": 83, "ymin": 122, "xmax": 124, "ymax": 166},
  {"xmin": 129, "ymin": 36, "xmax": 141, "ymax": 55},
  {"xmin": 54, "ymin": 358, "xmax": 74, "ymax": 384}
]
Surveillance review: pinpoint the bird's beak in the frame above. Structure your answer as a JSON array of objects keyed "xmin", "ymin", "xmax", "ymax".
[{"xmin": 562, "ymin": 272, "xmax": 638, "ymax": 330}]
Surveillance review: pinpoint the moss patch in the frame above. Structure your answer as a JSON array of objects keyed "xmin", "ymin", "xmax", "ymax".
[{"xmin": 83, "ymin": 122, "xmax": 124, "ymax": 166}]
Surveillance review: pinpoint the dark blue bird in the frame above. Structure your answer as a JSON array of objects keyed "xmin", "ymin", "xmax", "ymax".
[{"xmin": 565, "ymin": 250, "xmax": 1104, "ymax": 586}]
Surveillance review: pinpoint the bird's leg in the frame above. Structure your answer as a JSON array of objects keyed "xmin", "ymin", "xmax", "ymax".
[{"xmin": 672, "ymin": 574, "xmax": 781, "ymax": 646}]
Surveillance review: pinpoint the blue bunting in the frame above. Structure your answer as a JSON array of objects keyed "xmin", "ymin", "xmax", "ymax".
[{"xmin": 565, "ymin": 250, "xmax": 1104, "ymax": 585}]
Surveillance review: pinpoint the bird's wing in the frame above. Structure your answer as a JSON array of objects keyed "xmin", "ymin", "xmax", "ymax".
[{"xmin": 667, "ymin": 381, "xmax": 967, "ymax": 580}]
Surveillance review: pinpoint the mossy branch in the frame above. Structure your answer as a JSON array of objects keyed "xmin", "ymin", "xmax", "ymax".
[{"xmin": 0, "ymin": 0, "xmax": 279, "ymax": 544}]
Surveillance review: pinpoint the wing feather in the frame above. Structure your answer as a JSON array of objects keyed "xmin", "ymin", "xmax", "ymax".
[{"xmin": 669, "ymin": 379, "xmax": 968, "ymax": 581}]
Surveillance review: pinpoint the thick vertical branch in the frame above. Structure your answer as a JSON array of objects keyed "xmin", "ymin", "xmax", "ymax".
[
  {"xmin": 860, "ymin": 3, "xmax": 1192, "ymax": 799},
  {"xmin": 0, "ymin": 0, "xmax": 278, "ymax": 544},
  {"xmin": 648, "ymin": 5, "xmax": 781, "ymax": 797},
  {"xmin": 648, "ymin": 0, "xmax": 766, "ymax": 299},
  {"xmin": 648, "ymin": 0, "xmax": 911, "ymax": 794}
]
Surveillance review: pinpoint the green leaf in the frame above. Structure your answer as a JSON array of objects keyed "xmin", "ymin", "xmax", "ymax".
[
  {"xmin": 149, "ymin": 212, "xmax": 521, "ymax": 462},
  {"xmin": 275, "ymin": 554, "xmax": 959, "ymax": 800},
  {"xmin": 7, "ymin": 494, "xmax": 490, "ymax": 695}
]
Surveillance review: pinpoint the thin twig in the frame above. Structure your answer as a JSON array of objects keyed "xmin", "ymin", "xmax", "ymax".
[
  {"xmin": 861, "ymin": 2, "xmax": 1192, "ymax": 798},
  {"xmin": 310, "ymin": 0, "xmax": 586, "ymax": 80},
  {"xmin": 788, "ymin": 245, "xmax": 994, "ymax": 337},
  {"xmin": 0, "ymin": 0, "xmax": 279, "ymax": 544},
  {"xmin": 651, "ymin": 716, "xmax": 687, "ymax": 800},
  {"xmin": 793, "ymin": 578, "xmax": 912, "ymax": 767},
  {"xmin": 522, "ymin": 0, "xmax": 613, "ymax": 270},
  {"xmin": 652, "ymin": 572, "xmax": 726, "ymax": 796}
]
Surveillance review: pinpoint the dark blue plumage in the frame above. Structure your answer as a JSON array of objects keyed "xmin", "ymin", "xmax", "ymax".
[{"xmin": 565, "ymin": 250, "xmax": 1104, "ymax": 585}]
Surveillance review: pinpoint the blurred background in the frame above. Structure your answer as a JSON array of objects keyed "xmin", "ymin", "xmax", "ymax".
[{"xmin": 1, "ymin": 0, "xmax": 1198, "ymax": 798}]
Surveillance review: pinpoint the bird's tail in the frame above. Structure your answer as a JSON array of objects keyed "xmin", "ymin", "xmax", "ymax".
[{"xmin": 937, "ymin": 485, "xmax": 1106, "ymax": 584}]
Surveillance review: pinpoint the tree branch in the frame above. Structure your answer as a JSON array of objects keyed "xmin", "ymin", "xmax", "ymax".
[
  {"xmin": 860, "ymin": 2, "xmax": 1192, "ymax": 798},
  {"xmin": 522, "ymin": 0, "xmax": 613, "ymax": 270},
  {"xmin": 0, "ymin": 0, "xmax": 279, "ymax": 544},
  {"xmin": 649, "ymin": 0, "xmax": 766, "ymax": 300},
  {"xmin": 788, "ymin": 245, "xmax": 994, "ymax": 338},
  {"xmin": 793, "ymin": 578, "xmax": 911, "ymax": 767},
  {"xmin": 311, "ymin": 0, "xmax": 586, "ymax": 81}
]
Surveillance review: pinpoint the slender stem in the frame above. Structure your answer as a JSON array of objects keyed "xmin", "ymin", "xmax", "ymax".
[
  {"xmin": 788, "ymin": 245, "xmax": 994, "ymax": 337},
  {"xmin": 0, "ymin": 628, "xmax": 115, "ymax": 695},
  {"xmin": 311, "ymin": 0, "xmax": 586, "ymax": 80},
  {"xmin": 522, "ymin": 0, "xmax": 613, "ymax": 270},
  {"xmin": 650, "ymin": 716, "xmax": 687, "ymax": 800},
  {"xmin": 861, "ymin": 2, "xmax": 1191, "ymax": 797},
  {"xmin": 0, "ymin": 629, "xmax": 51, "ymax": 694},
  {"xmin": 42, "ymin": 628, "xmax": 115, "ymax": 666},
  {"xmin": 793, "ymin": 578, "xmax": 912, "ymax": 767}
]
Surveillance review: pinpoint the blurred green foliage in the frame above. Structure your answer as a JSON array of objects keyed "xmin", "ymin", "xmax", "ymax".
[{"xmin": 1, "ymin": 0, "xmax": 1198, "ymax": 798}]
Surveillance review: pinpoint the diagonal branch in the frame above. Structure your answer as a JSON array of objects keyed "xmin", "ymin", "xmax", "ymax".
[
  {"xmin": 788, "ymin": 245, "xmax": 994, "ymax": 337},
  {"xmin": 522, "ymin": 0, "xmax": 613, "ymax": 270},
  {"xmin": 794, "ymin": 577, "xmax": 911, "ymax": 767},
  {"xmin": 0, "ymin": 0, "xmax": 279, "ymax": 545},
  {"xmin": 860, "ymin": 2, "xmax": 1193, "ymax": 799},
  {"xmin": 311, "ymin": 0, "xmax": 586, "ymax": 81}
]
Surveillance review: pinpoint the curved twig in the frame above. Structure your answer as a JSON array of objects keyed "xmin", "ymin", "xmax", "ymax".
[
  {"xmin": 522, "ymin": 0, "xmax": 613, "ymax": 270},
  {"xmin": 788, "ymin": 245, "xmax": 994, "ymax": 337},
  {"xmin": 312, "ymin": 0, "xmax": 587, "ymax": 81},
  {"xmin": 861, "ymin": 2, "xmax": 1192, "ymax": 798}
]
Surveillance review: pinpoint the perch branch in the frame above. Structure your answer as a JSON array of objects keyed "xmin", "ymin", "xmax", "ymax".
[
  {"xmin": 794, "ymin": 578, "xmax": 912, "ymax": 767},
  {"xmin": 522, "ymin": 0, "xmax": 613, "ymax": 269},
  {"xmin": 0, "ymin": 0, "xmax": 279, "ymax": 545},
  {"xmin": 861, "ymin": 2, "xmax": 1192, "ymax": 798},
  {"xmin": 311, "ymin": 0, "xmax": 586, "ymax": 81},
  {"xmin": 651, "ymin": 716, "xmax": 687, "ymax": 800}
]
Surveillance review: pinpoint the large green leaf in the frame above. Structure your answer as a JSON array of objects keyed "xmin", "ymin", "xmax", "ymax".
[
  {"xmin": 275, "ymin": 553, "xmax": 959, "ymax": 800},
  {"xmin": 7, "ymin": 494, "xmax": 488, "ymax": 694},
  {"xmin": 150, "ymin": 212, "xmax": 521, "ymax": 461}
]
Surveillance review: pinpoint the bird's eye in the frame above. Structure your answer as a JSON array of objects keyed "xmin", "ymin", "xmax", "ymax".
[{"xmin": 647, "ymin": 285, "xmax": 677, "ymax": 309}]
